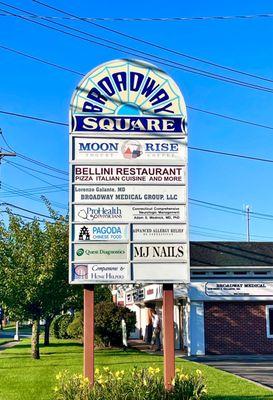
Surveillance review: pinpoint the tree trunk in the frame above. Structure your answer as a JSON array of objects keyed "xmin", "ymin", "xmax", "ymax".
[
  {"xmin": 44, "ymin": 316, "xmax": 52, "ymax": 346},
  {"xmin": 31, "ymin": 319, "xmax": 40, "ymax": 359}
]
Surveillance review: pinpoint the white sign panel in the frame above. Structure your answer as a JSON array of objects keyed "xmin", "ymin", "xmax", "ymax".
[
  {"xmin": 73, "ymin": 185, "xmax": 185, "ymax": 204},
  {"xmin": 73, "ymin": 165, "xmax": 186, "ymax": 185},
  {"xmin": 133, "ymin": 223, "xmax": 187, "ymax": 242},
  {"xmin": 73, "ymin": 137, "xmax": 187, "ymax": 164},
  {"xmin": 73, "ymin": 263, "xmax": 131, "ymax": 282},
  {"xmin": 133, "ymin": 263, "xmax": 189, "ymax": 282},
  {"xmin": 205, "ymin": 282, "xmax": 273, "ymax": 297},
  {"xmin": 74, "ymin": 204, "xmax": 186, "ymax": 223},
  {"xmin": 73, "ymin": 224, "xmax": 129, "ymax": 242},
  {"xmin": 74, "ymin": 243, "xmax": 129, "ymax": 262},
  {"xmin": 133, "ymin": 243, "xmax": 187, "ymax": 263}
]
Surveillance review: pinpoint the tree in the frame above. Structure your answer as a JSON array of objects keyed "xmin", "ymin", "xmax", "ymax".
[
  {"xmin": 0, "ymin": 208, "xmax": 81, "ymax": 358},
  {"xmin": 40, "ymin": 203, "xmax": 82, "ymax": 346}
]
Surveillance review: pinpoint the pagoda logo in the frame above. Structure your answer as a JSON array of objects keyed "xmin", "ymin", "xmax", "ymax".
[
  {"xmin": 79, "ymin": 226, "xmax": 90, "ymax": 241},
  {"xmin": 121, "ymin": 140, "xmax": 143, "ymax": 159}
]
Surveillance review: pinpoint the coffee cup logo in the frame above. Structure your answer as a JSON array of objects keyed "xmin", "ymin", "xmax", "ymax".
[{"xmin": 121, "ymin": 140, "xmax": 143, "ymax": 159}]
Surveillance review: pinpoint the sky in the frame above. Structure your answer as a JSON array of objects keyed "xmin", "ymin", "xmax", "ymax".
[{"xmin": 0, "ymin": 0, "xmax": 273, "ymax": 241}]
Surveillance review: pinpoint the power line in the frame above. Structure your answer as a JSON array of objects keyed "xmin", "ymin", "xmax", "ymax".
[
  {"xmin": 190, "ymin": 224, "xmax": 273, "ymax": 240},
  {"xmin": 0, "ymin": 209, "xmax": 43, "ymax": 221},
  {"xmin": 3, "ymin": 126, "xmax": 273, "ymax": 171},
  {"xmin": 0, "ymin": 44, "xmax": 82, "ymax": 76},
  {"xmin": 2, "ymin": 182, "xmax": 66, "ymax": 194},
  {"xmin": 189, "ymin": 146, "xmax": 273, "ymax": 164},
  {"xmin": 0, "ymin": 201, "xmax": 54, "ymax": 219},
  {"xmin": 5, "ymin": 159, "xmax": 68, "ymax": 181},
  {"xmin": 187, "ymin": 106, "xmax": 273, "ymax": 131},
  {"xmin": 1, "ymin": 186, "xmax": 66, "ymax": 197},
  {"xmin": 189, "ymin": 198, "xmax": 273, "ymax": 222},
  {"xmin": 1, "ymin": 3, "xmax": 272, "ymax": 93},
  {"xmin": 1, "ymin": 12, "xmax": 273, "ymax": 22},
  {"xmin": 2, "ymin": 147, "xmax": 68, "ymax": 176},
  {"xmin": 6, "ymin": 161, "xmax": 68, "ymax": 191},
  {"xmin": 189, "ymin": 199, "xmax": 244, "ymax": 217},
  {"xmin": 2, "ymin": 182, "xmax": 67, "ymax": 209},
  {"xmin": 0, "ymin": 45, "xmax": 271, "ymax": 130},
  {"xmin": 0, "ymin": 107, "xmax": 69, "ymax": 125},
  {"xmin": 33, "ymin": 0, "xmax": 273, "ymax": 84},
  {"xmin": 1, "ymin": 106, "xmax": 273, "ymax": 132},
  {"xmin": 190, "ymin": 229, "xmax": 242, "ymax": 241}
]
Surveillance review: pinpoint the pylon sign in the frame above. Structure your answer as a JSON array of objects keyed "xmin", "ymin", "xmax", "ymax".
[{"xmin": 69, "ymin": 59, "xmax": 189, "ymax": 284}]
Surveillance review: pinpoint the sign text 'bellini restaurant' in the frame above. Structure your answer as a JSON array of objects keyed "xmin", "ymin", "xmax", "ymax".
[{"xmin": 69, "ymin": 59, "xmax": 189, "ymax": 284}]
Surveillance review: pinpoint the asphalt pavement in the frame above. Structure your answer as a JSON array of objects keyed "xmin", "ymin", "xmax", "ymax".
[{"xmin": 189, "ymin": 355, "xmax": 273, "ymax": 390}]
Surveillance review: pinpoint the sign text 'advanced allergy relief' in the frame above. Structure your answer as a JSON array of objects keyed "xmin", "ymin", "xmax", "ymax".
[{"xmin": 69, "ymin": 59, "xmax": 189, "ymax": 284}]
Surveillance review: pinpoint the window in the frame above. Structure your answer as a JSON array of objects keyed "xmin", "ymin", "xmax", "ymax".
[
  {"xmin": 233, "ymin": 271, "xmax": 247, "ymax": 275},
  {"xmin": 254, "ymin": 271, "xmax": 268, "ymax": 275},
  {"xmin": 266, "ymin": 305, "xmax": 273, "ymax": 338},
  {"xmin": 212, "ymin": 271, "xmax": 227, "ymax": 275}
]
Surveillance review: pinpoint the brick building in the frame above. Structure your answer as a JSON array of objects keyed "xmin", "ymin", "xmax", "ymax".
[
  {"xmin": 117, "ymin": 242, "xmax": 273, "ymax": 356},
  {"xmin": 190, "ymin": 242, "xmax": 273, "ymax": 355}
]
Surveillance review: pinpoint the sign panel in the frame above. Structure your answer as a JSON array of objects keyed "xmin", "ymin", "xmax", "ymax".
[
  {"xmin": 71, "ymin": 115, "xmax": 185, "ymax": 135},
  {"xmin": 73, "ymin": 224, "xmax": 129, "ymax": 242},
  {"xmin": 73, "ymin": 185, "xmax": 185, "ymax": 204},
  {"xmin": 73, "ymin": 165, "xmax": 186, "ymax": 185},
  {"xmin": 73, "ymin": 137, "xmax": 187, "ymax": 164},
  {"xmin": 205, "ymin": 282, "xmax": 273, "ymax": 297},
  {"xmin": 133, "ymin": 243, "xmax": 187, "ymax": 263},
  {"xmin": 133, "ymin": 263, "xmax": 188, "ymax": 282},
  {"xmin": 74, "ymin": 243, "xmax": 129, "ymax": 262},
  {"xmin": 69, "ymin": 59, "xmax": 189, "ymax": 284},
  {"xmin": 73, "ymin": 263, "xmax": 131, "ymax": 282},
  {"xmin": 74, "ymin": 204, "xmax": 186, "ymax": 223},
  {"xmin": 133, "ymin": 223, "xmax": 187, "ymax": 242}
]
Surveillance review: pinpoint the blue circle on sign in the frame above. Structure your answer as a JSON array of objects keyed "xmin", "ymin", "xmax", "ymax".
[{"xmin": 117, "ymin": 103, "xmax": 141, "ymax": 115}]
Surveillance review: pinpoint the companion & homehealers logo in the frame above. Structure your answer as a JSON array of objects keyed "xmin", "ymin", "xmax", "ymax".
[{"xmin": 74, "ymin": 264, "xmax": 88, "ymax": 279}]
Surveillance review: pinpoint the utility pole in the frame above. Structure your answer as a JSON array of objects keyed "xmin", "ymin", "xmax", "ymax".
[
  {"xmin": 246, "ymin": 205, "xmax": 250, "ymax": 242},
  {"xmin": 0, "ymin": 140, "xmax": 16, "ymax": 337},
  {"xmin": 0, "ymin": 148, "xmax": 16, "ymax": 189},
  {"xmin": 0, "ymin": 150, "xmax": 16, "ymax": 160}
]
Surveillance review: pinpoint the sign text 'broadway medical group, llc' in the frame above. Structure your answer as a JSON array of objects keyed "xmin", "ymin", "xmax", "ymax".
[{"xmin": 69, "ymin": 59, "xmax": 189, "ymax": 284}]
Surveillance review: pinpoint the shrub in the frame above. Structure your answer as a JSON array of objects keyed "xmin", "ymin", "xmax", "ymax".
[
  {"xmin": 94, "ymin": 301, "xmax": 136, "ymax": 346},
  {"xmin": 59, "ymin": 314, "xmax": 73, "ymax": 339},
  {"xmin": 67, "ymin": 311, "xmax": 83, "ymax": 340},
  {"xmin": 61, "ymin": 302, "xmax": 136, "ymax": 346},
  {"xmin": 51, "ymin": 315, "xmax": 63, "ymax": 339},
  {"xmin": 53, "ymin": 367, "xmax": 207, "ymax": 400},
  {"xmin": 51, "ymin": 314, "xmax": 73, "ymax": 339}
]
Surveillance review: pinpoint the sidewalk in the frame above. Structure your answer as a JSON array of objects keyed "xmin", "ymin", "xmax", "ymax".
[
  {"xmin": 0, "ymin": 341, "xmax": 19, "ymax": 351},
  {"xmin": 128, "ymin": 339, "xmax": 186, "ymax": 357}
]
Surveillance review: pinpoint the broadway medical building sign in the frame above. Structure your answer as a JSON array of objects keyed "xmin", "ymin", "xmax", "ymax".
[{"xmin": 69, "ymin": 59, "xmax": 189, "ymax": 285}]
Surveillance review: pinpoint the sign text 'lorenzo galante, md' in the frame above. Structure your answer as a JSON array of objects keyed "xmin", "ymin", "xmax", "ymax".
[{"xmin": 69, "ymin": 59, "xmax": 189, "ymax": 284}]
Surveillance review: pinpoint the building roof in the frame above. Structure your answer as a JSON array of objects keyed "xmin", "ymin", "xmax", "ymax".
[{"xmin": 190, "ymin": 242, "xmax": 273, "ymax": 267}]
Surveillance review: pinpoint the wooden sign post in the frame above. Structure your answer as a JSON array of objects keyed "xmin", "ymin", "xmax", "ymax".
[
  {"xmin": 163, "ymin": 284, "xmax": 175, "ymax": 390},
  {"xmin": 84, "ymin": 285, "xmax": 95, "ymax": 385}
]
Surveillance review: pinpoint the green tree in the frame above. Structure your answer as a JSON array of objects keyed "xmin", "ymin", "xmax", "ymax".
[
  {"xmin": 0, "ymin": 209, "xmax": 81, "ymax": 358},
  {"xmin": 40, "ymin": 203, "xmax": 82, "ymax": 346}
]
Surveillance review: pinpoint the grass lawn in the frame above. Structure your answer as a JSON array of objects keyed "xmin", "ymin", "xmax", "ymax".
[{"xmin": 0, "ymin": 339, "xmax": 272, "ymax": 400}]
